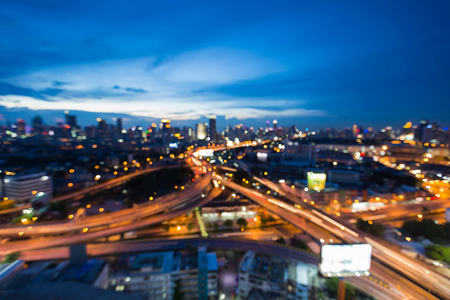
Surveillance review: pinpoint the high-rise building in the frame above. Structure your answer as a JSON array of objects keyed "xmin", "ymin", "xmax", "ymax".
[
  {"xmin": 15, "ymin": 119, "xmax": 26, "ymax": 136},
  {"xmin": 196, "ymin": 123, "xmax": 207, "ymax": 140},
  {"xmin": 97, "ymin": 118, "xmax": 109, "ymax": 140},
  {"xmin": 108, "ymin": 247, "xmax": 218, "ymax": 300},
  {"xmin": 65, "ymin": 111, "xmax": 77, "ymax": 128},
  {"xmin": 160, "ymin": 119, "xmax": 171, "ymax": 133},
  {"xmin": 116, "ymin": 118, "xmax": 123, "ymax": 136},
  {"xmin": 236, "ymin": 251, "xmax": 317, "ymax": 299},
  {"xmin": 183, "ymin": 126, "xmax": 195, "ymax": 142},
  {"xmin": 3, "ymin": 172, "xmax": 53, "ymax": 205},
  {"xmin": 208, "ymin": 115, "xmax": 217, "ymax": 142},
  {"xmin": 415, "ymin": 119, "xmax": 429, "ymax": 142},
  {"xmin": 32, "ymin": 116, "xmax": 44, "ymax": 135},
  {"xmin": 273, "ymin": 119, "xmax": 278, "ymax": 135}
]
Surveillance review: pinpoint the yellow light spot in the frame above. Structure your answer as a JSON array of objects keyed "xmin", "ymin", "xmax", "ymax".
[
  {"xmin": 18, "ymin": 231, "xmax": 24, "ymax": 236},
  {"xmin": 68, "ymin": 183, "xmax": 73, "ymax": 187},
  {"xmin": 149, "ymin": 197, "xmax": 153, "ymax": 201},
  {"xmin": 95, "ymin": 165, "xmax": 99, "ymax": 169},
  {"xmin": 83, "ymin": 228, "xmax": 89, "ymax": 233},
  {"xmin": 267, "ymin": 190, "xmax": 270, "ymax": 194},
  {"xmin": 310, "ymin": 201, "xmax": 314, "ymax": 205},
  {"xmin": 99, "ymin": 208, "xmax": 104, "ymax": 213},
  {"xmin": 405, "ymin": 237, "xmax": 411, "ymax": 242},
  {"xmin": 264, "ymin": 172, "xmax": 268, "ymax": 176},
  {"xmin": 69, "ymin": 169, "xmax": 75, "ymax": 173},
  {"xmin": 113, "ymin": 171, "xmax": 118, "ymax": 175},
  {"xmin": 368, "ymin": 220, "xmax": 373, "ymax": 225},
  {"xmin": 291, "ymin": 185, "xmax": 295, "ymax": 189},
  {"xmin": 31, "ymin": 191, "xmax": 38, "ymax": 195},
  {"xmin": 68, "ymin": 214, "xmax": 74, "ymax": 219},
  {"xmin": 417, "ymin": 214, "xmax": 422, "ymax": 219},
  {"xmin": 254, "ymin": 217, "xmax": 258, "ymax": 221},
  {"xmin": 124, "ymin": 167, "xmax": 128, "ymax": 171},
  {"xmin": 177, "ymin": 226, "xmax": 181, "ymax": 231},
  {"xmin": 32, "ymin": 217, "xmax": 38, "ymax": 221},
  {"xmin": 86, "ymin": 204, "xmax": 91, "ymax": 208}
]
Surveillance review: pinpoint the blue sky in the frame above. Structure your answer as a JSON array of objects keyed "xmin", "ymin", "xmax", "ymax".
[{"xmin": 0, "ymin": 0, "xmax": 449, "ymax": 130}]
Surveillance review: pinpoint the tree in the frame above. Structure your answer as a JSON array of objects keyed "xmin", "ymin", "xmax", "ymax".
[
  {"xmin": 425, "ymin": 245, "xmax": 450, "ymax": 263},
  {"xmin": 173, "ymin": 279, "xmax": 185, "ymax": 300},
  {"xmin": 355, "ymin": 218, "xmax": 384, "ymax": 237},
  {"xmin": 275, "ymin": 237, "xmax": 286, "ymax": 245},
  {"xmin": 187, "ymin": 222, "xmax": 195, "ymax": 231},
  {"xmin": 325, "ymin": 277, "xmax": 356, "ymax": 300},
  {"xmin": 260, "ymin": 217, "xmax": 268, "ymax": 227},
  {"xmin": 402, "ymin": 219, "xmax": 447, "ymax": 243},
  {"xmin": 2, "ymin": 252, "xmax": 20, "ymax": 263},
  {"xmin": 292, "ymin": 240, "xmax": 309, "ymax": 251},
  {"xmin": 232, "ymin": 170, "xmax": 250, "ymax": 184},
  {"xmin": 0, "ymin": 200, "xmax": 15, "ymax": 211},
  {"xmin": 223, "ymin": 219, "xmax": 233, "ymax": 229},
  {"xmin": 162, "ymin": 223, "xmax": 171, "ymax": 232},
  {"xmin": 236, "ymin": 218, "xmax": 248, "ymax": 228}
]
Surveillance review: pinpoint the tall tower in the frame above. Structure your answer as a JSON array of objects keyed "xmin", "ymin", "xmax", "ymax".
[
  {"xmin": 160, "ymin": 119, "xmax": 171, "ymax": 134},
  {"xmin": 196, "ymin": 123, "xmax": 207, "ymax": 140},
  {"xmin": 273, "ymin": 119, "xmax": 278, "ymax": 135},
  {"xmin": 208, "ymin": 115, "xmax": 217, "ymax": 142},
  {"xmin": 117, "ymin": 118, "xmax": 122, "ymax": 133},
  {"xmin": 64, "ymin": 110, "xmax": 77, "ymax": 128},
  {"xmin": 97, "ymin": 118, "xmax": 109, "ymax": 140},
  {"xmin": 32, "ymin": 116, "xmax": 44, "ymax": 135}
]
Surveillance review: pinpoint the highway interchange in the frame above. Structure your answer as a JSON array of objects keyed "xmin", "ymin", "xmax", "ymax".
[{"xmin": 1, "ymin": 145, "xmax": 449, "ymax": 299}]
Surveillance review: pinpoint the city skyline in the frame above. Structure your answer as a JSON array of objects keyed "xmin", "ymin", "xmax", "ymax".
[
  {"xmin": 1, "ymin": 1, "xmax": 450, "ymax": 129},
  {"xmin": 2, "ymin": 109, "xmax": 448, "ymax": 135}
]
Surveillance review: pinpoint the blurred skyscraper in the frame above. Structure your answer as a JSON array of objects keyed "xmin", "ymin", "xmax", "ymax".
[
  {"xmin": 196, "ymin": 123, "xmax": 207, "ymax": 140},
  {"xmin": 208, "ymin": 115, "xmax": 217, "ymax": 142}
]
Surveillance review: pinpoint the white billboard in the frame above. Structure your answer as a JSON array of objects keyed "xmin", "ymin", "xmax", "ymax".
[
  {"xmin": 320, "ymin": 244, "xmax": 372, "ymax": 277},
  {"xmin": 256, "ymin": 152, "xmax": 268, "ymax": 162},
  {"xmin": 198, "ymin": 149, "xmax": 214, "ymax": 157}
]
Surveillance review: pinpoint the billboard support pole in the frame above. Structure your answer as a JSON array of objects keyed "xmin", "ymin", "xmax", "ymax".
[{"xmin": 337, "ymin": 280, "xmax": 346, "ymax": 300}]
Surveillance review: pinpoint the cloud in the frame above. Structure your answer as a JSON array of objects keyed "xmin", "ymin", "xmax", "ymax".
[
  {"xmin": 155, "ymin": 47, "xmax": 286, "ymax": 85},
  {"xmin": 0, "ymin": 48, "xmax": 326, "ymax": 120}
]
